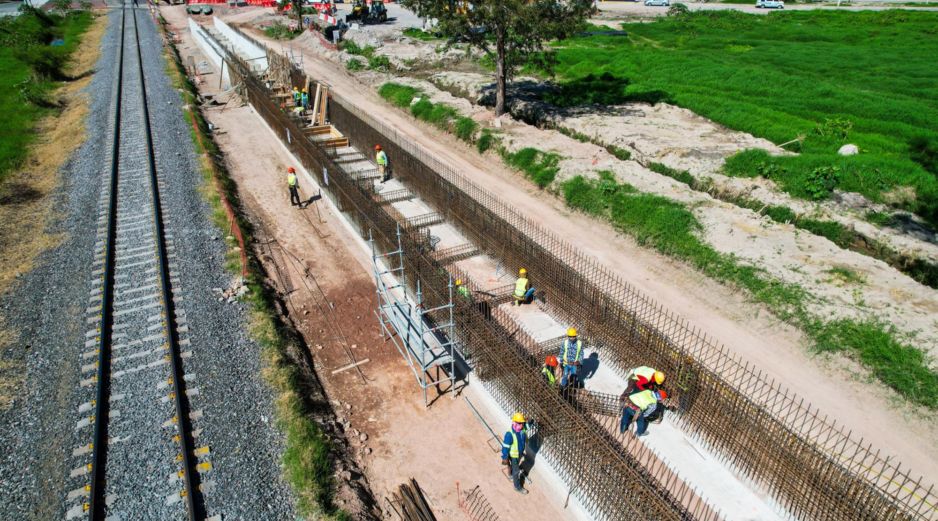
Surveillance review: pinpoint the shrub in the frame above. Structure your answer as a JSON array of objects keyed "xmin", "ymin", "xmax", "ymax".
[
  {"xmin": 402, "ymin": 27, "xmax": 438, "ymax": 40},
  {"xmin": 367, "ymin": 54, "xmax": 391, "ymax": 71},
  {"xmin": 454, "ymin": 116, "xmax": 478, "ymax": 143},
  {"xmin": 345, "ymin": 57, "xmax": 364, "ymax": 71},
  {"xmin": 813, "ymin": 117, "xmax": 853, "ymax": 141},
  {"xmin": 410, "ymin": 98, "xmax": 433, "ymax": 119},
  {"xmin": 477, "ymin": 129, "xmax": 498, "ymax": 154},
  {"xmin": 909, "ymin": 136, "xmax": 938, "ymax": 175},
  {"xmin": 668, "ymin": 3, "xmax": 690, "ymax": 16},
  {"xmin": 426, "ymin": 104, "xmax": 457, "ymax": 127},
  {"xmin": 502, "ymin": 148, "xmax": 560, "ymax": 188},
  {"xmin": 606, "ymin": 145, "xmax": 631, "ymax": 161},
  {"xmin": 805, "ymin": 165, "xmax": 841, "ymax": 200},
  {"xmin": 341, "ymin": 40, "xmax": 376, "ymax": 59},
  {"xmin": 763, "ymin": 205, "xmax": 797, "ymax": 223},
  {"xmin": 378, "ymin": 83, "xmax": 420, "ymax": 108},
  {"xmin": 264, "ymin": 22, "xmax": 299, "ymax": 40},
  {"xmin": 649, "ymin": 162, "xmax": 694, "ymax": 186}
]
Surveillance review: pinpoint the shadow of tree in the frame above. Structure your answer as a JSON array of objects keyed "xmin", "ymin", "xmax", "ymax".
[{"xmin": 0, "ymin": 183, "xmax": 43, "ymax": 206}]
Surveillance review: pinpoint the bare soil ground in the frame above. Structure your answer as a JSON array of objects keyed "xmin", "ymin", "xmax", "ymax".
[
  {"xmin": 214, "ymin": 8, "xmax": 938, "ymax": 487},
  {"xmin": 162, "ymin": 7, "xmax": 576, "ymax": 518}
]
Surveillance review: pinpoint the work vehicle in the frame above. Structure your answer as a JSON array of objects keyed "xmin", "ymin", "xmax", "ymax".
[
  {"xmin": 756, "ymin": 0, "xmax": 784, "ymax": 8},
  {"xmin": 363, "ymin": 1, "xmax": 388, "ymax": 24},
  {"xmin": 644, "ymin": 0, "xmax": 670, "ymax": 6},
  {"xmin": 345, "ymin": 0, "xmax": 366, "ymax": 22}
]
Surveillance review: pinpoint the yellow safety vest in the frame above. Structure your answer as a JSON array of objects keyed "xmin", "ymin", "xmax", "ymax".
[
  {"xmin": 629, "ymin": 390, "xmax": 657, "ymax": 411},
  {"xmin": 632, "ymin": 366, "xmax": 656, "ymax": 381},
  {"xmin": 513, "ymin": 277, "xmax": 528, "ymax": 297},
  {"xmin": 509, "ymin": 431, "xmax": 520, "ymax": 458},
  {"xmin": 542, "ymin": 366, "xmax": 556, "ymax": 386},
  {"xmin": 562, "ymin": 338, "xmax": 582, "ymax": 364},
  {"xmin": 287, "ymin": 173, "xmax": 297, "ymax": 187},
  {"xmin": 457, "ymin": 285, "xmax": 471, "ymax": 299},
  {"xmin": 376, "ymin": 150, "xmax": 388, "ymax": 166}
]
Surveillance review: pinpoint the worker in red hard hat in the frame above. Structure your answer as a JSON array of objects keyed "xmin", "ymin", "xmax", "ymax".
[
  {"xmin": 542, "ymin": 355, "xmax": 559, "ymax": 387},
  {"xmin": 623, "ymin": 366, "xmax": 666, "ymax": 396},
  {"xmin": 286, "ymin": 166, "xmax": 300, "ymax": 207},
  {"xmin": 375, "ymin": 144, "xmax": 390, "ymax": 182}
]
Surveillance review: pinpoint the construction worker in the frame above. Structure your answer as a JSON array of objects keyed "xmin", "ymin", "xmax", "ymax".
[
  {"xmin": 513, "ymin": 268, "xmax": 535, "ymax": 306},
  {"xmin": 542, "ymin": 355, "xmax": 559, "ymax": 387},
  {"xmin": 455, "ymin": 279, "xmax": 471, "ymax": 300},
  {"xmin": 375, "ymin": 144, "xmax": 389, "ymax": 182},
  {"xmin": 300, "ymin": 87, "xmax": 310, "ymax": 111},
  {"xmin": 501, "ymin": 412, "xmax": 529, "ymax": 495},
  {"xmin": 287, "ymin": 167, "xmax": 301, "ymax": 206},
  {"xmin": 623, "ymin": 366, "xmax": 666, "ymax": 396},
  {"xmin": 559, "ymin": 327, "xmax": 582, "ymax": 388},
  {"xmin": 292, "ymin": 86, "xmax": 301, "ymax": 106},
  {"xmin": 620, "ymin": 389, "xmax": 668, "ymax": 437}
]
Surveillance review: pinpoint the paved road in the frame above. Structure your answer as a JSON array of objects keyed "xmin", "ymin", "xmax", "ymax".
[{"xmin": 0, "ymin": 0, "xmax": 53, "ymax": 17}]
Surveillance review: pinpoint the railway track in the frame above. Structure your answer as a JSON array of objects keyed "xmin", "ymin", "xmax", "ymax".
[{"xmin": 65, "ymin": 4, "xmax": 209, "ymax": 520}]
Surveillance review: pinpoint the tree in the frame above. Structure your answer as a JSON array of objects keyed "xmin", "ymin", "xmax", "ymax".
[{"xmin": 401, "ymin": 0, "xmax": 593, "ymax": 116}]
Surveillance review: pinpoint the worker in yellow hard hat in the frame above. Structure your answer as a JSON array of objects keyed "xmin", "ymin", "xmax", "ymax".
[
  {"xmin": 501, "ymin": 412, "xmax": 529, "ymax": 495},
  {"xmin": 454, "ymin": 278, "xmax": 471, "ymax": 300},
  {"xmin": 623, "ymin": 366, "xmax": 666, "ymax": 396},
  {"xmin": 559, "ymin": 327, "xmax": 582, "ymax": 388},
  {"xmin": 513, "ymin": 268, "xmax": 535, "ymax": 306}
]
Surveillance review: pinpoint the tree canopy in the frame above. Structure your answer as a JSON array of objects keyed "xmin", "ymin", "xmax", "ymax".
[{"xmin": 401, "ymin": 0, "xmax": 593, "ymax": 115}]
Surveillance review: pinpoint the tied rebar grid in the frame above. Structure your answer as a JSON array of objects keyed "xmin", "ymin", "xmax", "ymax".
[
  {"xmin": 219, "ymin": 26, "xmax": 937, "ymax": 519},
  {"xmin": 222, "ymin": 50, "xmax": 718, "ymax": 521},
  {"xmin": 324, "ymin": 93, "xmax": 938, "ymax": 520}
]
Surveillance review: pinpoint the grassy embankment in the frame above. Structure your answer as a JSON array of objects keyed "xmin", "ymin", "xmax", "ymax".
[
  {"xmin": 541, "ymin": 10, "xmax": 938, "ymax": 227},
  {"xmin": 0, "ymin": 7, "xmax": 92, "ymax": 182},
  {"xmin": 377, "ymin": 81, "xmax": 938, "ymax": 409},
  {"xmin": 158, "ymin": 16, "xmax": 351, "ymax": 520},
  {"xmin": 0, "ymin": 6, "xmax": 97, "ymax": 409}
]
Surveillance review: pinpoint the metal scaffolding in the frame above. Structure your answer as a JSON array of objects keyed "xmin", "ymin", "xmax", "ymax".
[{"xmin": 372, "ymin": 227, "xmax": 458, "ymax": 407}]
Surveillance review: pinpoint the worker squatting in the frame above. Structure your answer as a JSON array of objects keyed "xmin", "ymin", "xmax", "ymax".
[{"xmin": 284, "ymin": 147, "xmax": 669, "ymax": 496}]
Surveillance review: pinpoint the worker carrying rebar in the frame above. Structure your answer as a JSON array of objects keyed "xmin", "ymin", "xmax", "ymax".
[
  {"xmin": 501, "ymin": 412, "xmax": 529, "ymax": 495},
  {"xmin": 620, "ymin": 389, "xmax": 668, "ymax": 437},
  {"xmin": 513, "ymin": 268, "xmax": 535, "ymax": 306},
  {"xmin": 375, "ymin": 144, "xmax": 390, "ymax": 182},
  {"xmin": 287, "ymin": 167, "xmax": 301, "ymax": 207},
  {"xmin": 559, "ymin": 327, "xmax": 583, "ymax": 388},
  {"xmin": 455, "ymin": 278, "xmax": 471, "ymax": 300},
  {"xmin": 623, "ymin": 366, "xmax": 666, "ymax": 396},
  {"xmin": 542, "ymin": 355, "xmax": 559, "ymax": 387}
]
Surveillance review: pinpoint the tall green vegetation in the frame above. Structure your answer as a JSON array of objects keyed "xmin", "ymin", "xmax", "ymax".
[
  {"xmin": 0, "ymin": 7, "xmax": 91, "ymax": 182},
  {"xmin": 378, "ymin": 82, "xmax": 480, "ymax": 145},
  {"xmin": 540, "ymin": 10, "xmax": 938, "ymax": 225}
]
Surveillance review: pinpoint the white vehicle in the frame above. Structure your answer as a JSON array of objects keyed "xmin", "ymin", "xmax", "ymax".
[
  {"xmin": 644, "ymin": 0, "xmax": 670, "ymax": 6},
  {"xmin": 756, "ymin": 0, "xmax": 785, "ymax": 8}
]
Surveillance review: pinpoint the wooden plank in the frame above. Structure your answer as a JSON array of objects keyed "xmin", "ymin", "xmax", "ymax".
[{"xmin": 331, "ymin": 358, "xmax": 370, "ymax": 375}]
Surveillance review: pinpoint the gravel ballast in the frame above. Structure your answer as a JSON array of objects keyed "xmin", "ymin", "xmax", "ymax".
[{"xmin": 0, "ymin": 7, "xmax": 296, "ymax": 520}]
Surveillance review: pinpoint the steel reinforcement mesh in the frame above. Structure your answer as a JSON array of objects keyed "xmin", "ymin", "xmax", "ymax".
[
  {"xmin": 225, "ymin": 53, "xmax": 719, "ymax": 521},
  {"xmin": 325, "ymin": 94, "xmax": 937, "ymax": 521},
  {"xmin": 220, "ymin": 32, "xmax": 936, "ymax": 520}
]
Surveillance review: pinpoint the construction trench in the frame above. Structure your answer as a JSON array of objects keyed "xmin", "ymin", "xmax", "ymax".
[{"xmin": 190, "ymin": 18, "xmax": 937, "ymax": 521}]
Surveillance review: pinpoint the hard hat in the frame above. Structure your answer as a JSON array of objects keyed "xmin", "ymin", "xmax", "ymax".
[
  {"xmin": 375, "ymin": 144, "xmax": 382, "ymax": 151},
  {"xmin": 455, "ymin": 279, "xmax": 463, "ymax": 286},
  {"xmin": 519, "ymin": 268, "xmax": 527, "ymax": 276},
  {"xmin": 287, "ymin": 167, "xmax": 296, "ymax": 173},
  {"xmin": 567, "ymin": 327, "xmax": 577, "ymax": 337},
  {"xmin": 657, "ymin": 389, "xmax": 669, "ymax": 401},
  {"xmin": 511, "ymin": 412, "xmax": 525, "ymax": 424},
  {"xmin": 545, "ymin": 355, "xmax": 558, "ymax": 367},
  {"xmin": 654, "ymin": 371, "xmax": 666, "ymax": 385}
]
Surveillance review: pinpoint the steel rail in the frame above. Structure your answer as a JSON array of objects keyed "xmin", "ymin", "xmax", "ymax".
[
  {"xmin": 86, "ymin": 3, "xmax": 201, "ymax": 519},
  {"xmin": 131, "ymin": 5, "xmax": 201, "ymax": 520},
  {"xmin": 87, "ymin": 4, "xmax": 125, "ymax": 519}
]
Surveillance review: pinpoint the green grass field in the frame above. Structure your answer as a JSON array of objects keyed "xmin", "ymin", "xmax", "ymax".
[
  {"xmin": 0, "ymin": 8, "xmax": 91, "ymax": 183},
  {"xmin": 541, "ymin": 10, "xmax": 938, "ymax": 224}
]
